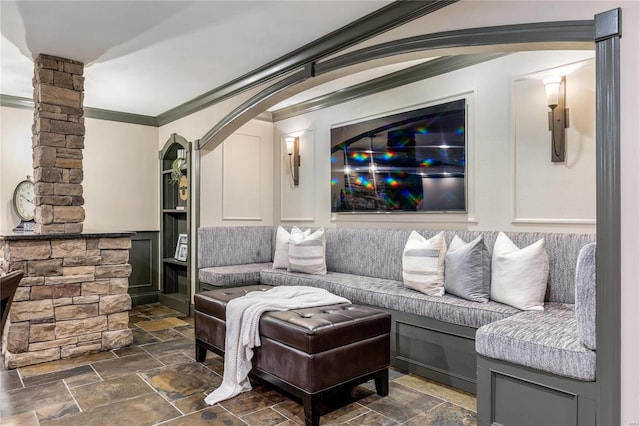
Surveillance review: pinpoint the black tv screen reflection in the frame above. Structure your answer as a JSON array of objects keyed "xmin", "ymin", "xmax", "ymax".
[{"xmin": 330, "ymin": 99, "xmax": 467, "ymax": 213}]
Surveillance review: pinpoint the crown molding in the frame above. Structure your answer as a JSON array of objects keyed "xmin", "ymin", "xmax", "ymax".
[
  {"xmin": 0, "ymin": 94, "xmax": 158, "ymax": 127},
  {"xmin": 155, "ymin": 0, "xmax": 457, "ymax": 126},
  {"xmin": 0, "ymin": 94, "xmax": 33, "ymax": 110}
]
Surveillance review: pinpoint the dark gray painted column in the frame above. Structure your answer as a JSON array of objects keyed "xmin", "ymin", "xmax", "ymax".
[
  {"xmin": 194, "ymin": 140, "xmax": 202, "ymax": 293},
  {"xmin": 594, "ymin": 8, "xmax": 621, "ymax": 426}
]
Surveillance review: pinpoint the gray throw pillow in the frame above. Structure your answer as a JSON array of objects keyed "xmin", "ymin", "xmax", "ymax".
[{"xmin": 444, "ymin": 235, "xmax": 490, "ymax": 303}]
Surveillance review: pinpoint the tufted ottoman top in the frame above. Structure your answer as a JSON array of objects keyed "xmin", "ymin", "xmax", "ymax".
[
  {"xmin": 261, "ymin": 304, "xmax": 390, "ymax": 354},
  {"xmin": 195, "ymin": 285, "xmax": 272, "ymax": 320},
  {"xmin": 194, "ymin": 285, "xmax": 390, "ymax": 354}
]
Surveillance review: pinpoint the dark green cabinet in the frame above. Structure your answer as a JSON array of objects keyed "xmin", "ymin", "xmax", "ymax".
[{"xmin": 159, "ymin": 134, "xmax": 191, "ymax": 315}]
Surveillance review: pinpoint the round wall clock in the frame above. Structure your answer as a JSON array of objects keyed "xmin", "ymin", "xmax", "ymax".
[{"xmin": 12, "ymin": 177, "xmax": 36, "ymax": 231}]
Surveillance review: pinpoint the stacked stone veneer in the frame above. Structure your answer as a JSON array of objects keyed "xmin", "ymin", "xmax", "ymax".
[
  {"xmin": 0, "ymin": 236, "xmax": 133, "ymax": 369},
  {"xmin": 32, "ymin": 54, "xmax": 86, "ymax": 234}
]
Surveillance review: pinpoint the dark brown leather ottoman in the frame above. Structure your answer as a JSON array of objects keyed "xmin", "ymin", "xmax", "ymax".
[{"xmin": 194, "ymin": 285, "xmax": 391, "ymax": 426}]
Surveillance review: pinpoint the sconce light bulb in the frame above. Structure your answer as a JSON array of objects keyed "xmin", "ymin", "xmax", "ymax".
[
  {"xmin": 284, "ymin": 137, "xmax": 295, "ymax": 155},
  {"xmin": 543, "ymin": 76, "xmax": 562, "ymax": 108}
]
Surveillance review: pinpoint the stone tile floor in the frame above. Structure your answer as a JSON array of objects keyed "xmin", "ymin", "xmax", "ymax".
[{"xmin": 0, "ymin": 303, "xmax": 477, "ymax": 425}]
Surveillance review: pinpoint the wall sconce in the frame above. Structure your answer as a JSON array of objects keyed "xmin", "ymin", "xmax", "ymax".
[
  {"xmin": 543, "ymin": 76, "xmax": 570, "ymax": 163},
  {"xmin": 285, "ymin": 136, "xmax": 300, "ymax": 186}
]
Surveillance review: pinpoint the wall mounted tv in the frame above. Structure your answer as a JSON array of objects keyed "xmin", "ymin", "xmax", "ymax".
[{"xmin": 330, "ymin": 99, "xmax": 467, "ymax": 213}]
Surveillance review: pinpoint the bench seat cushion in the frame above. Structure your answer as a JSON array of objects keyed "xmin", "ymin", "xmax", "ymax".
[
  {"xmin": 260, "ymin": 269, "xmax": 519, "ymax": 328},
  {"xmin": 475, "ymin": 303, "xmax": 596, "ymax": 381},
  {"xmin": 199, "ymin": 263, "xmax": 272, "ymax": 287}
]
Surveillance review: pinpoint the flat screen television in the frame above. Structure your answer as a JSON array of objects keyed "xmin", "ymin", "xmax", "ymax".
[{"xmin": 330, "ymin": 99, "xmax": 466, "ymax": 213}]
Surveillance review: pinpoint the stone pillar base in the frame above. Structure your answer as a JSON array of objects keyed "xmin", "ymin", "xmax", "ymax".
[{"xmin": 0, "ymin": 234, "xmax": 133, "ymax": 369}]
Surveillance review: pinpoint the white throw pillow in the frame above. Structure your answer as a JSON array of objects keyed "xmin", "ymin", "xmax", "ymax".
[
  {"xmin": 490, "ymin": 232, "xmax": 549, "ymax": 310},
  {"xmin": 288, "ymin": 228, "xmax": 327, "ymax": 275},
  {"xmin": 402, "ymin": 231, "xmax": 446, "ymax": 296},
  {"xmin": 272, "ymin": 226, "xmax": 309, "ymax": 269}
]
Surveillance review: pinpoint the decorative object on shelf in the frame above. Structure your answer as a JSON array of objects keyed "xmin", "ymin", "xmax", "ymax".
[
  {"xmin": 284, "ymin": 136, "xmax": 300, "ymax": 186},
  {"xmin": 543, "ymin": 75, "xmax": 570, "ymax": 163},
  {"xmin": 177, "ymin": 244, "xmax": 188, "ymax": 262},
  {"xmin": 169, "ymin": 149, "xmax": 187, "ymax": 184},
  {"xmin": 12, "ymin": 176, "xmax": 36, "ymax": 232},
  {"xmin": 174, "ymin": 233, "xmax": 188, "ymax": 261},
  {"xmin": 177, "ymin": 175, "xmax": 188, "ymax": 210}
]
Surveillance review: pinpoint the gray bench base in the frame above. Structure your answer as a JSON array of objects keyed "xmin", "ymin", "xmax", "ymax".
[
  {"xmin": 191, "ymin": 294, "xmax": 479, "ymax": 395},
  {"xmin": 365, "ymin": 304, "xmax": 477, "ymax": 395},
  {"xmin": 477, "ymin": 355, "xmax": 596, "ymax": 426}
]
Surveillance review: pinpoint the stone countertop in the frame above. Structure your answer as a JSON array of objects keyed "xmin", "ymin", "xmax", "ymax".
[{"xmin": 0, "ymin": 231, "xmax": 135, "ymax": 241}]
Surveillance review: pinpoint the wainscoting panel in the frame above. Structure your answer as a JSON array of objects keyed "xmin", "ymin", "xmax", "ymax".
[
  {"xmin": 129, "ymin": 231, "xmax": 160, "ymax": 306},
  {"xmin": 512, "ymin": 59, "xmax": 596, "ymax": 226},
  {"xmin": 222, "ymin": 133, "xmax": 262, "ymax": 221},
  {"xmin": 280, "ymin": 130, "xmax": 315, "ymax": 222}
]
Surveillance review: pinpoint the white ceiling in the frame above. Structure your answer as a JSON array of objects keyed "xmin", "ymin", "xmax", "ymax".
[{"xmin": 0, "ymin": 0, "xmax": 396, "ymax": 117}]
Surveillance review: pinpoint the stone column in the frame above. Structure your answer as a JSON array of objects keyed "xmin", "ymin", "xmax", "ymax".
[{"xmin": 32, "ymin": 54, "xmax": 85, "ymax": 234}]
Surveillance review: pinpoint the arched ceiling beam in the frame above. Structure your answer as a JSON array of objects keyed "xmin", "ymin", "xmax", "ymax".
[
  {"xmin": 272, "ymin": 53, "xmax": 506, "ymax": 122},
  {"xmin": 317, "ymin": 20, "xmax": 593, "ymax": 73},
  {"xmin": 198, "ymin": 20, "xmax": 595, "ymax": 151}
]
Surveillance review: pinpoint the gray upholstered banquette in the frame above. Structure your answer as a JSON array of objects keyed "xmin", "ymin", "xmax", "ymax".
[{"xmin": 197, "ymin": 226, "xmax": 596, "ymax": 399}]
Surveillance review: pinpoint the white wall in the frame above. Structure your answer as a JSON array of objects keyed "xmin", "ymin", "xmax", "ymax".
[
  {"xmin": 0, "ymin": 107, "xmax": 33, "ymax": 231},
  {"xmin": 274, "ymin": 50, "xmax": 596, "ymax": 233},
  {"xmin": 199, "ymin": 120, "xmax": 274, "ymax": 227},
  {"xmin": 619, "ymin": 4, "xmax": 640, "ymax": 425},
  {"xmin": 82, "ymin": 118, "xmax": 159, "ymax": 231},
  {"xmin": 0, "ymin": 106, "xmax": 159, "ymax": 233},
  {"xmin": 513, "ymin": 59, "xmax": 596, "ymax": 225},
  {"xmin": 279, "ymin": 129, "xmax": 317, "ymax": 223}
]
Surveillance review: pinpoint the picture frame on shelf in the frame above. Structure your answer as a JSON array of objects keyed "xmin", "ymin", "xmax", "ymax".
[
  {"xmin": 176, "ymin": 244, "xmax": 188, "ymax": 262},
  {"xmin": 174, "ymin": 233, "xmax": 188, "ymax": 261}
]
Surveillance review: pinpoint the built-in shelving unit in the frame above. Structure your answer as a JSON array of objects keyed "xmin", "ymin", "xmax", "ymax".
[{"xmin": 159, "ymin": 134, "xmax": 191, "ymax": 315}]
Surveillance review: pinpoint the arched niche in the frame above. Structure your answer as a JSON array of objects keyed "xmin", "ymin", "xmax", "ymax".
[{"xmin": 195, "ymin": 10, "xmax": 621, "ymax": 426}]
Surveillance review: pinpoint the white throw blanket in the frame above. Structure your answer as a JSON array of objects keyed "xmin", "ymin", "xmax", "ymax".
[{"xmin": 204, "ymin": 286, "xmax": 350, "ymax": 405}]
